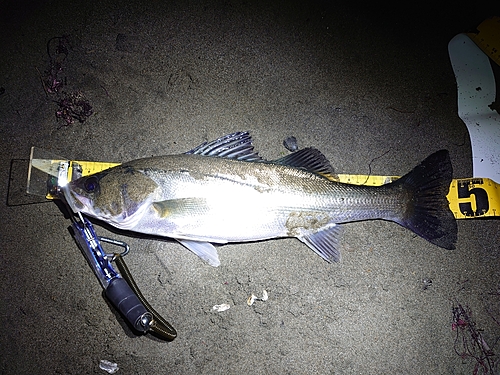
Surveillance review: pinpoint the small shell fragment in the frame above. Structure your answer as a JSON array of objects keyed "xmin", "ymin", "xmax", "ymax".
[
  {"xmin": 261, "ymin": 290, "xmax": 269, "ymax": 301},
  {"xmin": 247, "ymin": 294, "xmax": 257, "ymax": 306},
  {"xmin": 213, "ymin": 303, "xmax": 230, "ymax": 312},
  {"xmin": 99, "ymin": 360, "xmax": 119, "ymax": 374},
  {"xmin": 247, "ymin": 290, "xmax": 269, "ymax": 306}
]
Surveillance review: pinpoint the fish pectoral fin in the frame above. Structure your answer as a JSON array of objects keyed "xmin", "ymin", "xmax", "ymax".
[
  {"xmin": 153, "ymin": 198, "xmax": 208, "ymax": 218},
  {"xmin": 177, "ymin": 239, "xmax": 220, "ymax": 267},
  {"xmin": 298, "ymin": 224, "xmax": 343, "ymax": 263}
]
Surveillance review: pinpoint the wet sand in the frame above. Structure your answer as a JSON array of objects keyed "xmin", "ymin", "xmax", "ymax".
[{"xmin": 1, "ymin": 1, "xmax": 499, "ymax": 374}]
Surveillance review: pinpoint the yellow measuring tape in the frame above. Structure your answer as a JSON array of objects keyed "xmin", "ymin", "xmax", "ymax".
[
  {"xmin": 467, "ymin": 16, "xmax": 500, "ymax": 67},
  {"xmin": 334, "ymin": 174, "xmax": 499, "ymax": 219},
  {"xmin": 66, "ymin": 160, "xmax": 121, "ymax": 181},
  {"xmin": 59, "ymin": 161, "xmax": 499, "ymax": 220}
]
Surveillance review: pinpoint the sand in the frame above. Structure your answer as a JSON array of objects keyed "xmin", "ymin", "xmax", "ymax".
[{"xmin": 1, "ymin": 1, "xmax": 499, "ymax": 374}]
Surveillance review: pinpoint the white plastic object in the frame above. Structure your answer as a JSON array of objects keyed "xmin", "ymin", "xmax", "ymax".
[{"xmin": 448, "ymin": 34, "xmax": 500, "ymax": 183}]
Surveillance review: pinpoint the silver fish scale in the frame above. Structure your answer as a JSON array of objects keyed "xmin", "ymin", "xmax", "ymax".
[{"xmin": 129, "ymin": 154, "xmax": 405, "ymax": 225}]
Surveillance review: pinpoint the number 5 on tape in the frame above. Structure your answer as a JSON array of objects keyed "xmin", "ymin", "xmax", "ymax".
[{"xmin": 448, "ymin": 178, "xmax": 499, "ymax": 219}]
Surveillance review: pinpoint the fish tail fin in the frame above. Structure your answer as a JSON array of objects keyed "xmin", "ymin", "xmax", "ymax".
[{"xmin": 394, "ymin": 150, "xmax": 457, "ymax": 249}]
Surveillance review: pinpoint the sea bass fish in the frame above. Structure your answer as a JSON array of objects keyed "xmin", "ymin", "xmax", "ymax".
[{"xmin": 62, "ymin": 132, "xmax": 457, "ymax": 266}]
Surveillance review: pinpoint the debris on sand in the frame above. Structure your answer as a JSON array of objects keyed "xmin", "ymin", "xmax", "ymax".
[
  {"xmin": 37, "ymin": 36, "xmax": 93, "ymax": 127},
  {"xmin": 452, "ymin": 300, "xmax": 498, "ymax": 374}
]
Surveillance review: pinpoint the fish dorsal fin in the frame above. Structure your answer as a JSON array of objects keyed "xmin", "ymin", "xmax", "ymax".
[
  {"xmin": 274, "ymin": 148, "xmax": 336, "ymax": 178},
  {"xmin": 185, "ymin": 131, "xmax": 263, "ymax": 162}
]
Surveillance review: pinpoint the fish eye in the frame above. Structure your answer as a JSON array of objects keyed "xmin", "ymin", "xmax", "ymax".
[{"xmin": 83, "ymin": 176, "xmax": 99, "ymax": 193}]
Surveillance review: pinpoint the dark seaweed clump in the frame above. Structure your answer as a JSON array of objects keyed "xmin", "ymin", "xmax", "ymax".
[{"xmin": 38, "ymin": 36, "xmax": 93, "ymax": 127}]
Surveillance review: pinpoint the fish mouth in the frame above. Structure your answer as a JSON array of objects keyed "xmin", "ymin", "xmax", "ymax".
[
  {"xmin": 60, "ymin": 186, "xmax": 90, "ymax": 214},
  {"xmin": 61, "ymin": 185, "xmax": 152, "ymax": 230},
  {"xmin": 60, "ymin": 186, "xmax": 112, "ymax": 222}
]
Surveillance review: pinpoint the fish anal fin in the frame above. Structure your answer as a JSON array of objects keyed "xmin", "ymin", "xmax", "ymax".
[
  {"xmin": 177, "ymin": 239, "xmax": 220, "ymax": 267},
  {"xmin": 298, "ymin": 224, "xmax": 343, "ymax": 263}
]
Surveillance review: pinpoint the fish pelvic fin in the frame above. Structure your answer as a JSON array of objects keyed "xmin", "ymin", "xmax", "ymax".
[
  {"xmin": 177, "ymin": 239, "xmax": 220, "ymax": 267},
  {"xmin": 394, "ymin": 150, "xmax": 457, "ymax": 250}
]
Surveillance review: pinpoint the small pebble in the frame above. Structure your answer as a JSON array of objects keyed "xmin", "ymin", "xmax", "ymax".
[{"xmin": 283, "ymin": 136, "xmax": 298, "ymax": 152}]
